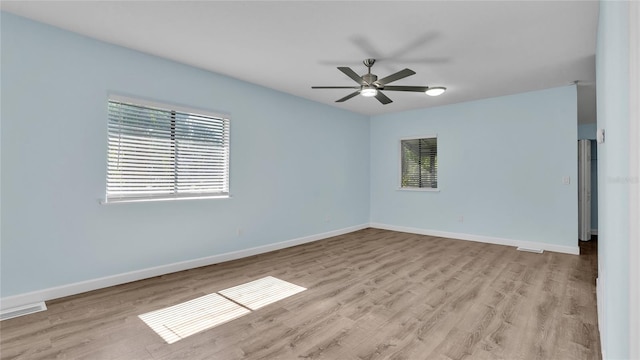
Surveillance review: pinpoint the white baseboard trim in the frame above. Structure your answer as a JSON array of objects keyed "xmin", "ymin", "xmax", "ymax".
[
  {"xmin": 591, "ymin": 229, "xmax": 598, "ymax": 235},
  {"xmin": 369, "ymin": 223, "xmax": 580, "ymax": 255},
  {"xmin": 0, "ymin": 223, "xmax": 580, "ymax": 313},
  {"xmin": 0, "ymin": 224, "xmax": 368, "ymax": 312}
]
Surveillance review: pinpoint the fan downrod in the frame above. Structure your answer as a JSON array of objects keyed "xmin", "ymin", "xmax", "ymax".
[{"xmin": 362, "ymin": 59, "xmax": 378, "ymax": 84}]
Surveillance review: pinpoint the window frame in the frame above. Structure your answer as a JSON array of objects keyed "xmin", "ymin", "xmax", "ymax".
[
  {"xmin": 398, "ymin": 134, "xmax": 439, "ymax": 192},
  {"xmin": 103, "ymin": 94, "xmax": 231, "ymax": 204}
]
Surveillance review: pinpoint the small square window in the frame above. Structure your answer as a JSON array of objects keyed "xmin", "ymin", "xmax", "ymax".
[{"xmin": 400, "ymin": 136, "xmax": 438, "ymax": 189}]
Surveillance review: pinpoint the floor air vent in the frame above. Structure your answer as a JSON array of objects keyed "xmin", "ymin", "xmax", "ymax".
[
  {"xmin": 0, "ymin": 302, "xmax": 47, "ymax": 321},
  {"xmin": 516, "ymin": 247, "xmax": 544, "ymax": 254}
]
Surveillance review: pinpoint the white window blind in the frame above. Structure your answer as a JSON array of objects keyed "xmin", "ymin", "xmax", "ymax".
[
  {"xmin": 401, "ymin": 137, "xmax": 438, "ymax": 189},
  {"xmin": 106, "ymin": 97, "xmax": 230, "ymax": 203}
]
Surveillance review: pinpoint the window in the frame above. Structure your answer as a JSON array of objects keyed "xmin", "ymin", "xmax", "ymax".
[
  {"xmin": 400, "ymin": 136, "xmax": 438, "ymax": 189},
  {"xmin": 105, "ymin": 96, "xmax": 230, "ymax": 203}
]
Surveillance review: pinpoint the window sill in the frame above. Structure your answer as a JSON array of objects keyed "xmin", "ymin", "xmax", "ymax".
[
  {"xmin": 397, "ymin": 187, "xmax": 440, "ymax": 192},
  {"xmin": 100, "ymin": 194, "xmax": 231, "ymax": 205}
]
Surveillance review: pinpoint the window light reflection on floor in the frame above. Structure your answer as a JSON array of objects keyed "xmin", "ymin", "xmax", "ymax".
[
  {"xmin": 138, "ymin": 276, "xmax": 306, "ymax": 344},
  {"xmin": 218, "ymin": 276, "xmax": 307, "ymax": 310},
  {"xmin": 138, "ymin": 293, "xmax": 250, "ymax": 344}
]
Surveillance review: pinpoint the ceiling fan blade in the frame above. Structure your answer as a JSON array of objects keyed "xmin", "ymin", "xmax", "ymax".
[
  {"xmin": 376, "ymin": 68, "xmax": 416, "ymax": 86},
  {"xmin": 382, "ymin": 85, "xmax": 430, "ymax": 92},
  {"xmin": 312, "ymin": 86, "xmax": 360, "ymax": 89},
  {"xmin": 338, "ymin": 67, "xmax": 366, "ymax": 85},
  {"xmin": 336, "ymin": 91, "xmax": 361, "ymax": 103},
  {"xmin": 374, "ymin": 91, "xmax": 392, "ymax": 105}
]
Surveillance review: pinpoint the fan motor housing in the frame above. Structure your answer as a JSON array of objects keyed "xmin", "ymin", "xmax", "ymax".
[{"xmin": 362, "ymin": 73, "xmax": 378, "ymax": 85}]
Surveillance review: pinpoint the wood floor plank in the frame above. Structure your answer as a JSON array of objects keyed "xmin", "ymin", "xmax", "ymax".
[{"xmin": 0, "ymin": 229, "xmax": 601, "ymax": 360}]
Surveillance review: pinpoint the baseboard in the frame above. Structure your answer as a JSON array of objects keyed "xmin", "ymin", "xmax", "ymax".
[
  {"xmin": 369, "ymin": 223, "xmax": 580, "ymax": 255},
  {"xmin": 591, "ymin": 229, "xmax": 598, "ymax": 235},
  {"xmin": 0, "ymin": 224, "xmax": 368, "ymax": 312},
  {"xmin": 0, "ymin": 222, "xmax": 580, "ymax": 312}
]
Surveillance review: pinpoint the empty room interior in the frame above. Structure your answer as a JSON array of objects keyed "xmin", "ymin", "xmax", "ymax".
[{"xmin": 0, "ymin": 1, "xmax": 638, "ymax": 360}]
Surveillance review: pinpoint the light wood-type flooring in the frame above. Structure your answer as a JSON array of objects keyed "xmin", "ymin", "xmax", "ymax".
[{"xmin": 0, "ymin": 229, "xmax": 600, "ymax": 359}]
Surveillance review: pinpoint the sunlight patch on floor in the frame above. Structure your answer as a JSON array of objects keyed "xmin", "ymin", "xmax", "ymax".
[
  {"xmin": 218, "ymin": 276, "xmax": 307, "ymax": 310},
  {"xmin": 138, "ymin": 293, "xmax": 250, "ymax": 344},
  {"xmin": 139, "ymin": 276, "xmax": 306, "ymax": 344}
]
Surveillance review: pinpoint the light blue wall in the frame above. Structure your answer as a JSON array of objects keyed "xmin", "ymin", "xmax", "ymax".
[
  {"xmin": 0, "ymin": 11, "xmax": 585, "ymax": 309},
  {"xmin": 0, "ymin": 13, "xmax": 370, "ymax": 297},
  {"xmin": 370, "ymin": 86, "xmax": 578, "ymax": 248},
  {"xmin": 596, "ymin": 1, "xmax": 630, "ymax": 358}
]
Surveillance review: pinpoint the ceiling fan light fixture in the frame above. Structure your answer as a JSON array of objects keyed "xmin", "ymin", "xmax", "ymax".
[
  {"xmin": 312, "ymin": 59, "xmax": 426, "ymax": 105},
  {"xmin": 425, "ymin": 87, "xmax": 446, "ymax": 96},
  {"xmin": 361, "ymin": 88, "xmax": 378, "ymax": 97}
]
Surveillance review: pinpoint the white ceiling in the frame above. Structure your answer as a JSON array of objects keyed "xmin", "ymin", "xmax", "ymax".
[{"xmin": 1, "ymin": 1, "xmax": 599, "ymax": 122}]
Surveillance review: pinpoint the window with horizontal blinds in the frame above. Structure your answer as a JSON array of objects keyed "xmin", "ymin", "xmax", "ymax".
[
  {"xmin": 106, "ymin": 97, "xmax": 230, "ymax": 203},
  {"xmin": 401, "ymin": 137, "xmax": 438, "ymax": 189}
]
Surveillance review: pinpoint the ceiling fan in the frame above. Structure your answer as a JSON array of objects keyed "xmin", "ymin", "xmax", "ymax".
[{"xmin": 312, "ymin": 58, "xmax": 446, "ymax": 105}]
